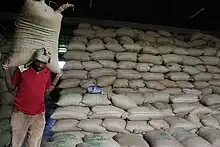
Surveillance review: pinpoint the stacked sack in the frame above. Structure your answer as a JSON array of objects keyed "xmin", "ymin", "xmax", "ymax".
[
  {"xmin": 48, "ymin": 24, "xmax": 220, "ymax": 146},
  {"xmin": 0, "ymin": 53, "xmax": 14, "ymax": 146}
]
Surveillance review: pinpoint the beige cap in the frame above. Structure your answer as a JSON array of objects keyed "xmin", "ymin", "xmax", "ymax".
[{"xmin": 34, "ymin": 48, "xmax": 51, "ymax": 63}]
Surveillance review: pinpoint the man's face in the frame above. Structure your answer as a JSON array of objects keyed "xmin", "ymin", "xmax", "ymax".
[{"xmin": 33, "ymin": 60, "xmax": 47, "ymax": 71}]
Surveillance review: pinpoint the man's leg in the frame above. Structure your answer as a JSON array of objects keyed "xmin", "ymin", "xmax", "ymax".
[
  {"xmin": 11, "ymin": 110, "xmax": 30, "ymax": 147},
  {"xmin": 26, "ymin": 114, "xmax": 45, "ymax": 147}
]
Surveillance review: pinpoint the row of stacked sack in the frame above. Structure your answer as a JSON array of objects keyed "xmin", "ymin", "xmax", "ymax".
[
  {"xmin": 43, "ymin": 92, "xmax": 220, "ymax": 147},
  {"xmin": 0, "ymin": 53, "xmax": 15, "ymax": 146}
]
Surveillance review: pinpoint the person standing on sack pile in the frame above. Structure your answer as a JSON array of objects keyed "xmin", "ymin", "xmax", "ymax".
[{"xmin": 1, "ymin": 48, "xmax": 63, "ymax": 147}]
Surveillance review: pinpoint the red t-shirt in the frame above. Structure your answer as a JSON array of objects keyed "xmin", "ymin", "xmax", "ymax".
[{"xmin": 11, "ymin": 66, "xmax": 51, "ymax": 115}]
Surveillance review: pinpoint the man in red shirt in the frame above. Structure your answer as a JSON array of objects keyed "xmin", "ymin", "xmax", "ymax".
[{"xmin": 2, "ymin": 48, "xmax": 63, "ymax": 147}]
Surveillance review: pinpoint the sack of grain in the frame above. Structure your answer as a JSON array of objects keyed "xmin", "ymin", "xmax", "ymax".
[
  {"xmin": 80, "ymin": 79, "xmax": 96, "ymax": 89},
  {"xmin": 145, "ymin": 81, "xmax": 166, "ymax": 90},
  {"xmin": 86, "ymin": 39, "xmax": 105, "ymax": 52},
  {"xmin": 209, "ymin": 80, "xmax": 220, "ymax": 87},
  {"xmin": 52, "ymin": 119, "xmax": 80, "ymax": 133},
  {"xmin": 71, "ymin": 36, "xmax": 88, "ymax": 44},
  {"xmin": 199, "ymin": 56, "xmax": 220, "ymax": 65},
  {"xmin": 116, "ymin": 52, "xmax": 137, "ymax": 62},
  {"xmin": 51, "ymin": 106, "xmax": 90, "ymax": 120},
  {"xmin": 92, "ymin": 25, "xmax": 104, "ymax": 32},
  {"xmin": 63, "ymin": 51, "xmax": 90, "ymax": 61},
  {"xmin": 171, "ymin": 103, "xmax": 198, "ymax": 114},
  {"xmin": 118, "ymin": 61, "xmax": 137, "ymax": 69},
  {"xmin": 206, "ymin": 65, "xmax": 220, "ymax": 74},
  {"xmin": 73, "ymin": 28, "xmax": 95, "ymax": 39},
  {"xmin": 101, "ymin": 86, "xmax": 113, "ymax": 95},
  {"xmin": 110, "ymin": 94, "xmax": 137, "ymax": 110},
  {"xmin": 150, "ymin": 65, "xmax": 169, "ymax": 73},
  {"xmin": 60, "ymin": 87, "xmax": 86, "ymax": 95},
  {"xmin": 63, "ymin": 61, "xmax": 84, "ymax": 70},
  {"xmin": 82, "ymin": 61, "xmax": 102, "ymax": 71},
  {"xmin": 164, "ymin": 116, "xmax": 197, "ymax": 131},
  {"xmin": 148, "ymin": 120, "xmax": 170, "ymax": 130},
  {"xmin": 105, "ymin": 43, "xmax": 125, "ymax": 52},
  {"xmin": 62, "ymin": 70, "xmax": 88, "ymax": 80},
  {"xmin": 88, "ymin": 106, "xmax": 126, "ymax": 119},
  {"xmin": 182, "ymin": 65, "xmax": 200, "ymax": 75},
  {"xmin": 58, "ymin": 79, "xmax": 81, "ymax": 89},
  {"xmin": 77, "ymin": 119, "xmax": 107, "ymax": 133},
  {"xmin": 57, "ymin": 93, "xmax": 83, "ymax": 106},
  {"xmin": 185, "ymin": 113, "xmax": 202, "ymax": 128},
  {"xmin": 159, "ymin": 80, "xmax": 177, "ymax": 88},
  {"xmin": 176, "ymin": 81, "xmax": 194, "ymax": 88},
  {"xmin": 198, "ymin": 126, "xmax": 220, "ymax": 147},
  {"xmin": 195, "ymin": 65, "xmax": 206, "ymax": 72},
  {"xmin": 0, "ymin": 119, "xmax": 11, "ymax": 133},
  {"xmin": 174, "ymin": 39, "xmax": 189, "ymax": 47},
  {"xmin": 173, "ymin": 47, "xmax": 188, "ymax": 55},
  {"xmin": 158, "ymin": 30, "xmax": 172, "ymax": 37},
  {"xmin": 135, "ymin": 63, "xmax": 151, "ymax": 72},
  {"xmin": 139, "ymin": 34, "xmax": 157, "ymax": 43},
  {"xmin": 142, "ymin": 72, "xmax": 164, "ymax": 81},
  {"xmin": 138, "ymin": 54, "xmax": 162, "ymax": 64},
  {"xmin": 117, "ymin": 69, "xmax": 141, "ymax": 80},
  {"xmin": 202, "ymin": 87, "xmax": 213, "ymax": 96},
  {"xmin": 0, "ymin": 92, "xmax": 13, "ymax": 105},
  {"xmin": 89, "ymin": 68, "xmax": 116, "ymax": 79},
  {"xmin": 162, "ymin": 88, "xmax": 182, "ymax": 94},
  {"xmin": 187, "ymin": 48, "xmax": 203, "ymax": 56},
  {"xmin": 113, "ymin": 88, "xmax": 135, "ymax": 94},
  {"xmin": 141, "ymin": 45, "xmax": 159, "ymax": 55},
  {"xmin": 182, "ymin": 88, "xmax": 202, "ymax": 95},
  {"xmin": 125, "ymin": 121, "xmax": 154, "ymax": 133},
  {"xmin": 152, "ymin": 102, "xmax": 173, "ymax": 115},
  {"xmin": 123, "ymin": 43, "xmax": 142, "ymax": 53},
  {"xmin": 113, "ymin": 79, "xmax": 129, "ymax": 88},
  {"xmin": 127, "ymin": 104, "xmax": 163, "ymax": 120},
  {"xmin": 166, "ymin": 63, "xmax": 181, "ymax": 72},
  {"xmin": 193, "ymin": 72, "xmax": 212, "ymax": 81},
  {"xmin": 102, "ymin": 118, "xmax": 126, "ymax": 132},
  {"xmin": 144, "ymin": 131, "xmax": 184, "ymax": 147},
  {"xmin": 166, "ymin": 72, "xmax": 190, "ymax": 81},
  {"xmin": 114, "ymin": 133, "xmax": 150, "ymax": 147},
  {"xmin": 82, "ymin": 94, "xmax": 110, "ymax": 107},
  {"xmin": 171, "ymin": 128, "xmax": 212, "ymax": 147},
  {"xmin": 138, "ymin": 87, "xmax": 157, "ymax": 93},
  {"xmin": 145, "ymin": 31, "xmax": 160, "ymax": 37},
  {"xmin": 157, "ymin": 37, "xmax": 174, "ymax": 44},
  {"xmin": 116, "ymin": 27, "xmax": 136, "ymax": 37},
  {"xmin": 201, "ymin": 94, "xmax": 220, "ymax": 106},
  {"xmin": 122, "ymin": 93, "xmax": 145, "ymax": 105},
  {"xmin": 162, "ymin": 54, "xmax": 182, "ymax": 64},
  {"xmin": 67, "ymin": 40, "xmax": 86, "ymax": 51},
  {"xmin": 170, "ymin": 94, "xmax": 198, "ymax": 103},
  {"xmin": 190, "ymin": 32, "xmax": 204, "ymax": 41},
  {"xmin": 143, "ymin": 92, "xmax": 170, "ymax": 103},
  {"xmin": 4, "ymin": 0, "xmax": 73, "ymax": 73},
  {"xmin": 0, "ymin": 105, "xmax": 12, "ymax": 120},
  {"xmin": 98, "ymin": 60, "xmax": 118, "ymax": 69},
  {"xmin": 97, "ymin": 76, "xmax": 116, "ymax": 87},
  {"xmin": 193, "ymin": 81, "xmax": 210, "ymax": 89},
  {"xmin": 203, "ymin": 47, "xmax": 217, "ymax": 56},
  {"xmin": 96, "ymin": 30, "xmax": 116, "ymax": 38},
  {"xmin": 78, "ymin": 134, "xmax": 120, "ymax": 147},
  {"xmin": 91, "ymin": 50, "xmax": 115, "ymax": 61},
  {"xmin": 200, "ymin": 115, "xmax": 220, "ymax": 129},
  {"xmin": 157, "ymin": 45, "xmax": 174, "ymax": 55},
  {"xmin": 182, "ymin": 56, "xmax": 203, "ymax": 66},
  {"xmin": 129, "ymin": 80, "xmax": 145, "ymax": 88},
  {"xmin": 188, "ymin": 40, "xmax": 207, "ymax": 47}
]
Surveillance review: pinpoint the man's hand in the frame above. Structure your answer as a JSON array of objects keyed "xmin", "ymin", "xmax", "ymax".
[
  {"xmin": 56, "ymin": 71, "xmax": 64, "ymax": 79},
  {"xmin": 2, "ymin": 58, "xmax": 10, "ymax": 71}
]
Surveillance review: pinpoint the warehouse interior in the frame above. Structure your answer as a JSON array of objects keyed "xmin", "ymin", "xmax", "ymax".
[{"xmin": 1, "ymin": 0, "xmax": 220, "ymax": 147}]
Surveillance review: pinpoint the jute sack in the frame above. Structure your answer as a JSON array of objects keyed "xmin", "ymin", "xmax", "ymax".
[
  {"xmin": 82, "ymin": 61, "xmax": 102, "ymax": 71},
  {"xmin": 143, "ymin": 92, "xmax": 170, "ymax": 103},
  {"xmin": 63, "ymin": 61, "xmax": 84, "ymax": 70},
  {"xmin": 199, "ymin": 56, "xmax": 220, "ymax": 65},
  {"xmin": 142, "ymin": 72, "xmax": 164, "ymax": 81},
  {"xmin": 198, "ymin": 127, "xmax": 220, "ymax": 147},
  {"xmin": 201, "ymin": 94, "xmax": 220, "ymax": 106},
  {"xmin": 118, "ymin": 61, "xmax": 137, "ymax": 69},
  {"xmin": 182, "ymin": 56, "xmax": 203, "ymax": 66},
  {"xmin": 97, "ymin": 76, "xmax": 116, "ymax": 87},
  {"xmin": 58, "ymin": 79, "xmax": 81, "ymax": 89},
  {"xmin": 51, "ymin": 106, "xmax": 90, "ymax": 120},
  {"xmin": 129, "ymin": 80, "xmax": 145, "ymax": 88},
  {"xmin": 159, "ymin": 79, "xmax": 177, "ymax": 88},
  {"xmin": 114, "ymin": 133, "xmax": 150, "ymax": 147},
  {"xmin": 89, "ymin": 68, "xmax": 116, "ymax": 79},
  {"xmin": 148, "ymin": 119, "xmax": 169, "ymax": 130},
  {"xmin": 144, "ymin": 131, "xmax": 184, "ymax": 147},
  {"xmin": 165, "ymin": 72, "xmax": 190, "ymax": 81},
  {"xmin": 122, "ymin": 93, "xmax": 145, "ymax": 105},
  {"xmin": 125, "ymin": 121, "xmax": 154, "ymax": 133},
  {"xmin": 116, "ymin": 69, "xmax": 141, "ymax": 80},
  {"xmin": 60, "ymin": 87, "xmax": 86, "ymax": 95},
  {"xmin": 102, "ymin": 118, "xmax": 127, "ymax": 133},
  {"xmin": 73, "ymin": 29, "xmax": 95, "ymax": 39},
  {"xmin": 67, "ymin": 40, "xmax": 86, "ymax": 51},
  {"xmin": 145, "ymin": 81, "xmax": 166, "ymax": 90},
  {"xmin": 115, "ymin": 52, "xmax": 137, "ymax": 62},
  {"xmin": 206, "ymin": 65, "xmax": 220, "ymax": 74},
  {"xmin": 63, "ymin": 51, "xmax": 90, "ymax": 61},
  {"xmin": 166, "ymin": 63, "xmax": 181, "ymax": 72},
  {"xmin": 110, "ymin": 94, "xmax": 137, "ymax": 110},
  {"xmin": 52, "ymin": 119, "xmax": 81, "ymax": 133},
  {"xmin": 171, "ymin": 128, "xmax": 212, "ymax": 147},
  {"xmin": 82, "ymin": 94, "xmax": 111, "ymax": 106},
  {"xmin": 200, "ymin": 115, "xmax": 220, "ymax": 129},
  {"xmin": 4, "ymin": 0, "xmax": 73, "ymax": 73},
  {"xmin": 193, "ymin": 72, "xmax": 212, "ymax": 81},
  {"xmin": 113, "ymin": 79, "xmax": 129, "ymax": 88},
  {"xmin": 98, "ymin": 60, "xmax": 118, "ymax": 69},
  {"xmin": 57, "ymin": 93, "xmax": 83, "ymax": 106},
  {"xmin": 62, "ymin": 70, "xmax": 88, "ymax": 80},
  {"xmin": 77, "ymin": 119, "xmax": 107, "ymax": 133},
  {"xmin": 138, "ymin": 54, "xmax": 162, "ymax": 64},
  {"xmin": 91, "ymin": 50, "xmax": 115, "ymax": 61},
  {"xmin": 80, "ymin": 79, "xmax": 96, "ymax": 89}
]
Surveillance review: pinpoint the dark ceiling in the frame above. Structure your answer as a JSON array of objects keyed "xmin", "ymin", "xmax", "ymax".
[{"xmin": 0, "ymin": 0, "xmax": 220, "ymax": 38}]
